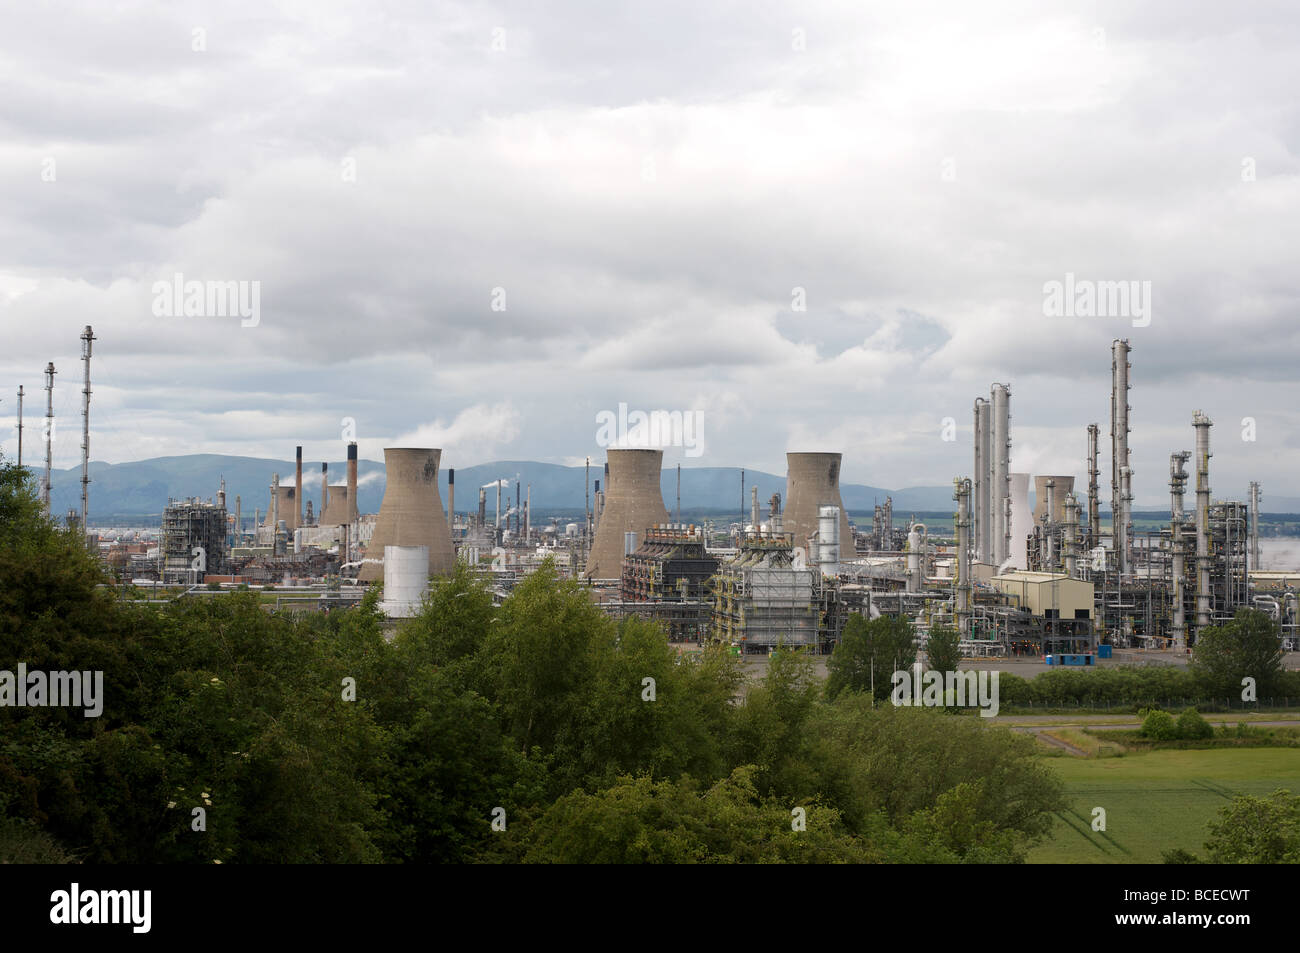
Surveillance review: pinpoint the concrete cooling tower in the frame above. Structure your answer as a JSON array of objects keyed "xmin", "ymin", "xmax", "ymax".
[
  {"xmin": 1032, "ymin": 475, "xmax": 1075, "ymax": 525},
  {"xmin": 262, "ymin": 484, "xmax": 299, "ymax": 531},
  {"xmin": 320, "ymin": 485, "xmax": 353, "ymax": 526},
  {"xmin": 585, "ymin": 448, "xmax": 670, "ymax": 580},
  {"xmin": 784, "ymin": 452, "xmax": 854, "ymax": 560},
  {"xmin": 358, "ymin": 448, "xmax": 455, "ymax": 582}
]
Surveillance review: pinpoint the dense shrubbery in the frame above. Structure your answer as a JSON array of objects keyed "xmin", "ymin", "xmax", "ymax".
[
  {"xmin": 994, "ymin": 660, "xmax": 1300, "ymax": 711},
  {"xmin": 0, "ymin": 453, "xmax": 1064, "ymax": 864},
  {"xmin": 1138, "ymin": 709, "xmax": 1179, "ymax": 740}
]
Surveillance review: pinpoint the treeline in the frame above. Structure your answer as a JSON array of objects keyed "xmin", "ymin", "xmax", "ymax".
[
  {"xmin": 827, "ymin": 598, "xmax": 1297, "ymax": 711},
  {"xmin": 0, "ymin": 453, "xmax": 1064, "ymax": 863}
]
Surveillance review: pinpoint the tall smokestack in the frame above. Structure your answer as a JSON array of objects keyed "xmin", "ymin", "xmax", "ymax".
[
  {"xmin": 1111, "ymin": 339, "xmax": 1132, "ymax": 573},
  {"xmin": 235, "ymin": 495, "xmax": 242, "ymax": 541},
  {"xmin": 478, "ymin": 487, "xmax": 487, "ymax": 530},
  {"xmin": 271, "ymin": 473, "xmax": 280, "ymax": 538},
  {"xmin": 347, "ymin": 442, "xmax": 358, "ymax": 522},
  {"xmin": 1087, "ymin": 423, "xmax": 1101, "ymax": 548},
  {"xmin": 295, "ymin": 446, "xmax": 304, "ymax": 529},
  {"xmin": 1193, "ymin": 412, "xmax": 1213, "ymax": 634},
  {"xmin": 990, "ymin": 384, "xmax": 1011, "ymax": 565},
  {"xmin": 750, "ymin": 485, "xmax": 759, "ymax": 530},
  {"xmin": 525, "ymin": 483, "xmax": 531, "ymax": 541},
  {"xmin": 321, "ymin": 462, "xmax": 329, "ymax": 523},
  {"xmin": 447, "ymin": 467, "xmax": 455, "ymax": 523},
  {"xmin": 42, "ymin": 362, "xmax": 55, "ymax": 516}
]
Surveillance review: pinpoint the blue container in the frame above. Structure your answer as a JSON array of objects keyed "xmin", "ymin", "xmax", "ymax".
[{"xmin": 1098, "ymin": 644, "xmax": 1113, "ymax": 659}]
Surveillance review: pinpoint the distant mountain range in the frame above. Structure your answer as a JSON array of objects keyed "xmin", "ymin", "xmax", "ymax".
[
  {"xmin": 27, "ymin": 454, "xmax": 1300, "ymax": 526},
  {"xmin": 27, "ymin": 454, "xmax": 966, "ymax": 525}
]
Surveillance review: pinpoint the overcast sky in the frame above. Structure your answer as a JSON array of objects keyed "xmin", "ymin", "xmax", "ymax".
[{"xmin": 2, "ymin": 0, "xmax": 1298, "ymax": 505}]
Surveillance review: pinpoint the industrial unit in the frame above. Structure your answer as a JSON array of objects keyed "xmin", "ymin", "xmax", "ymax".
[{"xmin": 161, "ymin": 495, "xmax": 229, "ymax": 584}]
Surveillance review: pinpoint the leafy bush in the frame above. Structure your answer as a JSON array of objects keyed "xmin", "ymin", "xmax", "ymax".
[
  {"xmin": 1139, "ymin": 708, "xmax": 1179, "ymax": 740},
  {"xmin": 1175, "ymin": 708, "xmax": 1213, "ymax": 740}
]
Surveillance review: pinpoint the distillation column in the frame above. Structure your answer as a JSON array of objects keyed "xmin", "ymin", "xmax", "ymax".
[{"xmin": 1193, "ymin": 412, "xmax": 1213, "ymax": 635}]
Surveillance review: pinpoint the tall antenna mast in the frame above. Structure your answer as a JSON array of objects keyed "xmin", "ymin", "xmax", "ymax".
[
  {"xmin": 42, "ymin": 362, "xmax": 55, "ymax": 516},
  {"xmin": 80, "ymin": 326, "xmax": 95, "ymax": 535},
  {"xmin": 16, "ymin": 386, "xmax": 23, "ymax": 469}
]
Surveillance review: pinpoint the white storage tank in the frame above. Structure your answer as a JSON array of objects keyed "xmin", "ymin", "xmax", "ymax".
[
  {"xmin": 381, "ymin": 544, "xmax": 429, "ymax": 618},
  {"xmin": 817, "ymin": 504, "xmax": 840, "ymax": 575}
]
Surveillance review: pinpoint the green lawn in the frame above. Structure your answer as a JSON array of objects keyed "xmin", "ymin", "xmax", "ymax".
[{"xmin": 1028, "ymin": 749, "xmax": 1300, "ymax": 864}]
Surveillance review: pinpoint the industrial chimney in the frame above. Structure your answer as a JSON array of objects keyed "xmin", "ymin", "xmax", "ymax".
[
  {"xmin": 347, "ymin": 442, "xmax": 359, "ymax": 523},
  {"xmin": 359, "ymin": 448, "xmax": 456, "ymax": 582},
  {"xmin": 321, "ymin": 462, "xmax": 329, "ymax": 522},
  {"xmin": 783, "ymin": 452, "xmax": 855, "ymax": 561},
  {"xmin": 585, "ymin": 448, "xmax": 670, "ymax": 580},
  {"xmin": 447, "ymin": 467, "xmax": 455, "ymax": 523},
  {"xmin": 295, "ymin": 446, "xmax": 303, "ymax": 530}
]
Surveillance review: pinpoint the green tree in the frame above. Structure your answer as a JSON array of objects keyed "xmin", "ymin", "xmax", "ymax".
[
  {"xmin": 826, "ymin": 614, "xmax": 917, "ymax": 701},
  {"xmin": 1204, "ymin": 790, "xmax": 1300, "ymax": 863},
  {"xmin": 1192, "ymin": 608, "xmax": 1284, "ymax": 698},
  {"xmin": 506, "ymin": 767, "xmax": 873, "ymax": 864},
  {"xmin": 925, "ymin": 624, "xmax": 962, "ymax": 676}
]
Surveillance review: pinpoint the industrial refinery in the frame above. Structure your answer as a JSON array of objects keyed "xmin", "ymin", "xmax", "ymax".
[{"xmin": 11, "ymin": 326, "xmax": 1293, "ymax": 663}]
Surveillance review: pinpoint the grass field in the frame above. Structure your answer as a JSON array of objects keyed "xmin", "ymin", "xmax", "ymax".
[{"xmin": 1028, "ymin": 749, "xmax": 1300, "ymax": 864}]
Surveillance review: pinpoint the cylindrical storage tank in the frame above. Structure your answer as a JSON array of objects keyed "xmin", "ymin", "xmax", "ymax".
[
  {"xmin": 585, "ymin": 449, "xmax": 670, "ymax": 580},
  {"xmin": 784, "ymin": 452, "xmax": 854, "ymax": 559},
  {"xmin": 381, "ymin": 545, "xmax": 428, "ymax": 618},
  {"xmin": 1009, "ymin": 472, "xmax": 1032, "ymax": 570},
  {"xmin": 565, "ymin": 522, "xmax": 579, "ymax": 537},
  {"xmin": 623, "ymin": 531, "xmax": 638, "ymax": 556},
  {"xmin": 818, "ymin": 504, "xmax": 840, "ymax": 574},
  {"xmin": 359, "ymin": 448, "xmax": 456, "ymax": 582}
]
